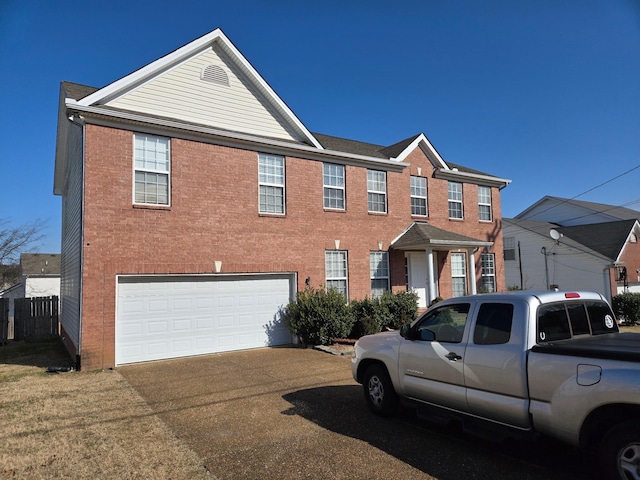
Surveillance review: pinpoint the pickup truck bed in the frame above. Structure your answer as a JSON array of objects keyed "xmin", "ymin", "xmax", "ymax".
[{"xmin": 532, "ymin": 332, "xmax": 640, "ymax": 362}]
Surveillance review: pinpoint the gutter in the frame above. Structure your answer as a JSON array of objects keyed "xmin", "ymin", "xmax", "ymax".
[
  {"xmin": 65, "ymin": 101, "xmax": 411, "ymax": 172},
  {"xmin": 433, "ymin": 167, "xmax": 511, "ymax": 189}
]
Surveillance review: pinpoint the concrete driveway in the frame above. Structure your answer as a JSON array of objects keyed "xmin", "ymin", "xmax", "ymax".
[{"xmin": 119, "ymin": 347, "xmax": 600, "ymax": 480}]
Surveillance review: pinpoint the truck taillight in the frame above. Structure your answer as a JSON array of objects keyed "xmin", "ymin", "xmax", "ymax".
[{"xmin": 565, "ymin": 292, "xmax": 580, "ymax": 298}]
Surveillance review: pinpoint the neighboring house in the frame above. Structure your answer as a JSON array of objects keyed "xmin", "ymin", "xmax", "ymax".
[
  {"xmin": 0, "ymin": 253, "xmax": 61, "ymax": 336},
  {"xmin": 515, "ymin": 196, "xmax": 640, "ymax": 226},
  {"xmin": 504, "ymin": 197, "xmax": 640, "ymax": 300},
  {"xmin": 54, "ymin": 28, "xmax": 511, "ymax": 370}
]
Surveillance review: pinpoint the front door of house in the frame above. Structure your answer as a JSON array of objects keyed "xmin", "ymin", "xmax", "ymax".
[{"xmin": 407, "ymin": 252, "xmax": 438, "ymax": 308}]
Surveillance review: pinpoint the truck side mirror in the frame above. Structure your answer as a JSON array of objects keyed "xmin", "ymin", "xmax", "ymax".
[{"xmin": 400, "ymin": 324, "xmax": 411, "ymax": 339}]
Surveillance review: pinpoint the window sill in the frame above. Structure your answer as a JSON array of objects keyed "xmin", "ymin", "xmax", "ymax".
[
  {"xmin": 258, "ymin": 213, "xmax": 286, "ymax": 218},
  {"xmin": 448, "ymin": 217, "xmax": 464, "ymax": 222},
  {"xmin": 133, "ymin": 204, "xmax": 171, "ymax": 211},
  {"xmin": 368, "ymin": 211, "xmax": 388, "ymax": 216},
  {"xmin": 324, "ymin": 208, "xmax": 346, "ymax": 213}
]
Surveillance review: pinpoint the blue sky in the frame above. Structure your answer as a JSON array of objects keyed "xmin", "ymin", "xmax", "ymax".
[{"xmin": 1, "ymin": 0, "xmax": 639, "ymax": 255}]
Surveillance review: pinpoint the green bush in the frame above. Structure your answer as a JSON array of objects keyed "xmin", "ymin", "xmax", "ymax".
[
  {"xmin": 284, "ymin": 287, "xmax": 420, "ymax": 343},
  {"xmin": 283, "ymin": 286, "xmax": 354, "ymax": 345},
  {"xmin": 350, "ymin": 297, "xmax": 385, "ymax": 337},
  {"xmin": 612, "ymin": 292, "xmax": 640, "ymax": 325},
  {"xmin": 379, "ymin": 290, "xmax": 419, "ymax": 330}
]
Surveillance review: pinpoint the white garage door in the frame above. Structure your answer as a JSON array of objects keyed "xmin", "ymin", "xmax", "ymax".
[{"xmin": 116, "ymin": 274, "xmax": 294, "ymax": 365}]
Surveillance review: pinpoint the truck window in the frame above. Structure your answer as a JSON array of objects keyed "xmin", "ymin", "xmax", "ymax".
[
  {"xmin": 537, "ymin": 304, "xmax": 571, "ymax": 342},
  {"xmin": 473, "ymin": 303, "xmax": 513, "ymax": 345},
  {"xmin": 416, "ymin": 303, "xmax": 470, "ymax": 343},
  {"xmin": 586, "ymin": 301, "xmax": 619, "ymax": 335},
  {"xmin": 566, "ymin": 303, "xmax": 590, "ymax": 336}
]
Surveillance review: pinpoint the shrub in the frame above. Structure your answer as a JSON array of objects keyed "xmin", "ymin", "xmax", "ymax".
[
  {"xmin": 283, "ymin": 286, "xmax": 354, "ymax": 345},
  {"xmin": 349, "ymin": 290, "xmax": 419, "ymax": 337},
  {"xmin": 350, "ymin": 297, "xmax": 384, "ymax": 338},
  {"xmin": 379, "ymin": 290, "xmax": 419, "ymax": 330},
  {"xmin": 284, "ymin": 287, "xmax": 420, "ymax": 343},
  {"xmin": 612, "ymin": 292, "xmax": 640, "ymax": 325}
]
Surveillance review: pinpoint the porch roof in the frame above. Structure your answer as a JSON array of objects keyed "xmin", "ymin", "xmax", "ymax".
[{"xmin": 391, "ymin": 222, "xmax": 493, "ymax": 251}]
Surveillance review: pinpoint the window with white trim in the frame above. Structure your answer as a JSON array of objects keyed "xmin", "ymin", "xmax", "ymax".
[
  {"xmin": 259, "ymin": 154, "xmax": 285, "ymax": 214},
  {"xmin": 367, "ymin": 170, "xmax": 387, "ymax": 213},
  {"xmin": 478, "ymin": 186, "xmax": 492, "ymax": 221},
  {"xmin": 448, "ymin": 181, "xmax": 463, "ymax": 219},
  {"xmin": 326, "ymin": 250, "xmax": 348, "ymax": 298},
  {"xmin": 481, "ymin": 253, "xmax": 496, "ymax": 292},
  {"xmin": 370, "ymin": 251, "xmax": 389, "ymax": 298},
  {"xmin": 323, "ymin": 164, "xmax": 345, "ymax": 210},
  {"xmin": 134, "ymin": 134, "xmax": 170, "ymax": 205},
  {"xmin": 411, "ymin": 176, "xmax": 427, "ymax": 216},
  {"xmin": 504, "ymin": 237, "xmax": 516, "ymax": 261},
  {"xmin": 451, "ymin": 252, "xmax": 467, "ymax": 297}
]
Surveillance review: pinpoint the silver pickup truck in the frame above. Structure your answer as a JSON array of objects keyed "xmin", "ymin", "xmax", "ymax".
[{"xmin": 351, "ymin": 291, "xmax": 640, "ymax": 480}]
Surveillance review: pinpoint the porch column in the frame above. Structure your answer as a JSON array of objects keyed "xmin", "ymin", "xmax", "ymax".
[
  {"xmin": 426, "ymin": 247, "xmax": 436, "ymax": 303},
  {"xmin": 467, "ymin": 248, "xmax": 477, "ymax": 295}
]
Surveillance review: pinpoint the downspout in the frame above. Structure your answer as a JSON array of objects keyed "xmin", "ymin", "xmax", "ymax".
[{"xmin": 78, "ymin": 117, "xmax": 86, "ymax": 371}]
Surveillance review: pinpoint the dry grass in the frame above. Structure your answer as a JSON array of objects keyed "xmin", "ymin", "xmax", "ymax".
[{"xmin": 0, "ymin": 340, "xmax": 212, "ymax": 479}]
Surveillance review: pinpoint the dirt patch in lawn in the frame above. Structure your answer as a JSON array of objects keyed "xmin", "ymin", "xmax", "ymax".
[{"xmin": 0, "ymin": 340, "xmax": 212, "ymax": 479}]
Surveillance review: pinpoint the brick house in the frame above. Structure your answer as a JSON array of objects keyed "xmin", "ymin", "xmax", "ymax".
[{"xmin": 54, "ymin": 29, "xmax": 511, "ymax": 370}]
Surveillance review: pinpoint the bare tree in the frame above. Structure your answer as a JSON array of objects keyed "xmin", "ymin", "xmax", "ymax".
[{"xmin": 0, "ymin": 218, "xmax": 47, "ymax": 266}]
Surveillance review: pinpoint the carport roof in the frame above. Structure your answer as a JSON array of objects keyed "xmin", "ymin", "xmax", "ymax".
[{"xmin": 391, "ymin": 222, "xmax": 493, "ymax": 250}]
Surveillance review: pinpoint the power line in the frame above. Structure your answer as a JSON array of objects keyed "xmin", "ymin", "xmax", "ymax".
[{"xmin": 525, "ymin": 163, "xmax": 640, "ymax": 221}]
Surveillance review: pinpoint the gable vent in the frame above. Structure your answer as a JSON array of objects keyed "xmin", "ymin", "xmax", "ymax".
[{"xmin": 200, "ymin": 64, "xmax": 230, "ymax": 86}]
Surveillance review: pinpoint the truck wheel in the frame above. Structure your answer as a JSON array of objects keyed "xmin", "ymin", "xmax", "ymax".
[
  {"xmin": 599, "ymin": 420, "xmax": 640, "ymax": 480},
  {"xmin": 363, "ymin": 364, "xmax": 398, "ymax": 416}
]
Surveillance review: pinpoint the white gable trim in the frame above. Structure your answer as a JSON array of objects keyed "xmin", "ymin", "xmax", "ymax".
[
  {"xmin": 75, "ymin": 29, "xmax": 322, "ymax": 149},
  {"xmin": 393, "ymin": 133, "xmax": 448, "ymax": 168}
]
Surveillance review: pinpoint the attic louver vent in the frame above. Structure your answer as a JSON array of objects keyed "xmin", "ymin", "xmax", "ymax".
[{"xmin": 201, "ymin": 64, "xmax": 230, "ymax": 86}]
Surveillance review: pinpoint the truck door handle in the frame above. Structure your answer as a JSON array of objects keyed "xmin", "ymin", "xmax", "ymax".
[{"xmin": 446, "ymin": 352, "xmax": 462, "ymax": 361}]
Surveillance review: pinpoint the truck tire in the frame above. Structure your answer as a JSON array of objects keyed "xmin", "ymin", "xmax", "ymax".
[
  {"xmin": 599, "ymin": 419, "xmax": 640, "ymax": 480},
  {"xmin": 363, "ymin": 364, "xmax": 398, "ymax": 416}
]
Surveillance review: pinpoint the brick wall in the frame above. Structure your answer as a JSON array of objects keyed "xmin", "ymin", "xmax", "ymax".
[{"xmin": 78, "ymin": 124, "xmax": 506, "ymax": 369}]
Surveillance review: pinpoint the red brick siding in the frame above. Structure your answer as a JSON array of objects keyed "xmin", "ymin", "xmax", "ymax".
[
  {"xmin": 616, "ymin": 235, "xmax": 640, "ymax": 297},
  {"xmin": 78, "ymin": 125, "xmax": 506, "ymax": 369}
]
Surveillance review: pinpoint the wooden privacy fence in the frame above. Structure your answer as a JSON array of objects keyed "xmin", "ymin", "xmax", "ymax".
[
  {"xmin": 14, "ymin": 296, "xmax": 60, "ymax": 342},
  {"xmin": 0, "ymin": 298, "xmax": 8, "ymax": 344}
]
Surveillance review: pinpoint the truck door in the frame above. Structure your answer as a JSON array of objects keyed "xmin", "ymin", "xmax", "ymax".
[
  {"xmin": 464, "ymin": 301, "xmax": 531, "ymax": 428},
  {"xmin": 398, "ymin": 302, "xmax": 472, "ymax": 413}
]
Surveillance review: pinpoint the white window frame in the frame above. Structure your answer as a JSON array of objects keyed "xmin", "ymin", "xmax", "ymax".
[
  {"xmin": 258, "ymin": 153, "xmax": 285, "ymax": 215},
  {"xmin": 481, "ymin": 253, "xmax": 496, "ymax": 292},
  {"xmin": 478, "ymin": 186, "xmax": 492, "ymax": 221},
  {"xmin": 451, "ymin": 252, "xmax": 467, "ymax": 297},
  {"xmin": 325, "ymin": 250, "xmax": 348, "ymax": 298},
  {"xmin": 323, "ymin": 163, "xmax": 345, "ymax": 210},
  {"xmin": 448, "ymin": 181, "xmax": 463, "ymax": 219},
  {"xmin": 367, "ymin": 170, "xmax": 387, "ymax": 213},
  {"xmin": 133, "ymin": 134, "xmax": 170, "ymax": 206},
  {"xmin": 410, "ymin": 176, "xmax": 428, "ymax": 216},
  {"xmin": 370, "ymin": 251, "xmax": 390, "ymax": 298}
]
